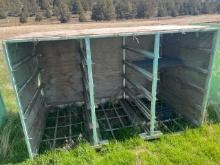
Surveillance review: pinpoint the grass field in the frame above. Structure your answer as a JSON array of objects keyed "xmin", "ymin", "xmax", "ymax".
[{"xmin": 0, "ymin": 16, "xmax": 220, "ymax": 164}]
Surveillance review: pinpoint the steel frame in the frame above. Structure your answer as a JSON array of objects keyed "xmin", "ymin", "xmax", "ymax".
[
  {"xmin": 79, "ymin": 38, "xmax": 99, "ymax": 145},
  {"xmin": 41, "ymin": 107, "xmax": 84, "ymax": 149},
  {"xmin": 122, "ymin": 33, "xmax": 161, "ymax": 139},
  {"xmin": 3, "ymin": 27, "xmax": 219, "ymax": 157},
  {"xmin": 0, "ymin": 92, "xmax": 6, "ymax": 127}
]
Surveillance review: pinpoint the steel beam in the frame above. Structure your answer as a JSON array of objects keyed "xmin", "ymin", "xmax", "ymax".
[
  {"xmin": 0, "ymin": 92, "xmax": 6, "ymax": 127},
  {"xmin": 150, "ymin": 33, "xmax": 160, "ymax": 135},
  {"xmin": 122, "ymin": 37, "xmax": 126, "ymax": 99},
  {"xmin": 3, "ymin": 42, "xmax": 33, "ymax": 158},
  {"xmin": 85, "ymin": 38, "xmax": 99, "ymax": 145},
  {"xmin": 125, "ymin": 61, "xmax": 153, "ymax": 81}
]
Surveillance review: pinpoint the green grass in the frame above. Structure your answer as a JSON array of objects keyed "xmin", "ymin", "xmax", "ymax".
[
  {"xmin": 0, "ymin": 24, "xmax": 220, "ymax": 164},
  {"xmin": 0, "ymin": 49, "xmax": 29, "ymax": 163},
  {"xmin": 19, "ymin": 125, "xmax": 220, "ymax": 165}
]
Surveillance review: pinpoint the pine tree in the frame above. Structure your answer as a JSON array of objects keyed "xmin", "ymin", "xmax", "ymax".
[
  {"xmin": 41, "ymin": 0, "xmax": 50, "ymax": 10},
  {"xmin": 28, "ymin": 0, "xmax": 38, "ymax": 15},
  {"xmin": 91, "ymin": 0, "xmax": 116, "ymax": 21},
  {"xmin": 72, "ymin": 0, "xmax": 84, "ymax": 14},
  {"xmin": 45, "ymin": 8, "xmax": 52, "ymax": 18},
  {"xmin": 103, "ymin": 0, "xmax": 116, "ymax": 20},
  {"xmin": 0, "ymin": 8, "xmax": 6, "ymax": 19},
  {"xmin": 53, "ymin": 0, "xmax": 61, "ymax": 8},
  {"xmin": 35, "ymin": 12, "xmax": 43, "ymax": 21},
  {"xmin": 57, "ymin": 3, "xmax": 71, "ymax": 23},
  {"xmin": 81, "ymin": 0, "xmax": 89, "ymax": 11},
  {"xmin": 20, "ymin": 7, "xmax": 28, "ymax": 23},
  {"xmin": 115, "ymin": 0, "xmax": 133, "ymax": 19},
  {"xmin": 79, "ymin": 12, "xmax": 87, "ymax": 22},
  {"xmin": 136, "ymin": 0, "xmax": 147, "ymax": 18},
  {"xmin": 91, "ymin": 0, "xmax": 105, "ymax": 21}
]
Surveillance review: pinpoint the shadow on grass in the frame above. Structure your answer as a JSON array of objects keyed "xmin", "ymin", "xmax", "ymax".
[{"xmin": 0, "ymin": 112, "xmax": 28, "ymax": 164}]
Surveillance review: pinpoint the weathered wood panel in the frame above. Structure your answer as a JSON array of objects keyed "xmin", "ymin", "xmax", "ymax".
[
  {"xmin": 160, "ymin": 31, "xmax": 215, "ymax": 125},
  {"xmin": 37, "ymin": 40, "xmax": 83, "ymax": 105}
]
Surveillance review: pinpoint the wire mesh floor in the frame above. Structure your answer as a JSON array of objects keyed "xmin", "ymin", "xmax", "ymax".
[
  {"xmin": 96, "ymin": 101, "xmax": 145, "ymax": 140},
  {"xmin": 39, "ymin": 99, "xmax": 192, "ymax": 153},
  {"xmin": 39, "ymin": 105, "xmax": 85, "ymax": 153}
]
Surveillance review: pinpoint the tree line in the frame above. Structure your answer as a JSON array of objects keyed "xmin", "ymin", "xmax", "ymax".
[{"xmin": 0, "ymin": 0, "xmax": 220, "ymax": 23}]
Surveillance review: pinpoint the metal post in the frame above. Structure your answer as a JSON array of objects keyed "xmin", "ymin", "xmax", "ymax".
[
  {"xmin": 3, "ymin": 42, "xmax": 33, "ymax": 157},
  {"xmin": 150, "ymin": 33, "xmax": 160, "ymax": 135},
  {"xmin": 122, "ymin": 37, "xmax": 126, "ymax": 99},
  {"xmin": 0, "ymin": 92, "xmax": 6, "ymax": 127},
  {"xmin": 201, "ymin": 30, "xmax": 220, "ymax": 125},
  {"xmin": 85, "ymin": 38, "xmax": 99, "ymax": 145}
]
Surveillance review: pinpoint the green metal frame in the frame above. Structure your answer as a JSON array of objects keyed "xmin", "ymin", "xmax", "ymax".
[
  {"xmin": 150, "ymin": 33, "xmax": 160, "ymax": 135},
  {"xmin": 121, "ymin": 33, "xmax": 161, "ymax": 138},
  {"xmin": 3, "ymin": 42, "xmax": 33, "ymax": 158},
  {"xmin": 85, "ymin": 38, "xmax": 99, "ymax": 145},
  {"xmin": 201, "ymin": 30, "xmax": 220, "ymax": 125},
  {"xmin": 0, "ymin": 92, "xmax": 6, "ymax": 127},
  {"xmin": 2, "ymin": 26, "xmax": 219, "ymax": 157},
  {"xmin": 5, "ymin": 28, "xmax": 217, "ymax": 44}
]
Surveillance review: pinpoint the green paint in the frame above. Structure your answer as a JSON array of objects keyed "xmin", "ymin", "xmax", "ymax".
[
  {"xmin": 85, "ymin": 38, "xmax": 99, "ymax": 145},
  {"xmin": 191, "ymin": 23, "xmax": 220, "ymax": 105},
  {"xmin": 3, "ymin": 42, "xmax": 33, "ymax": 158},
  {"xmin": 150, "ymin": 33, "xmax": 160, "ymax": 135},
  {"xmin": 201, "ymin": 30, "xmax": 219, "ymax": 125},
  {"xmin": 209, "ymin": 25, "xmax": 220, "ymax": 104},
  {"xmin": 0, "ymin": 92, "xmax": 6, "ymax": 126}
]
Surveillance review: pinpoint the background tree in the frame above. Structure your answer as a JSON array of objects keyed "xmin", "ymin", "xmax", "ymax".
[
  {"xmin": 35, "ymin": 11, "xmax": 43, "ymax": 21},
  {"xmin": 79, "ymin": 11, "xmax": 87, "ymax": 22},
  {"xmin": 45, "ymin": 8, "xmax": 52, "ymax": 18},
  {"xmin": 81, "ymin": 0, "xmax": 90, "ymax": 11},
  {"xmin": 40, "ymin": 0, "xmax": 51, "ymax": 10},
  {"xmin": 91, "ymin": 0, "xmax": 105, "ymax": 21},
  {"xmin": 136, "ymin": 0, "xmax": 147, "ymax": 18},
  {"xmin": 103, "ymin": 0, "xmax": 116, "ymax": 20},
  {"xmin": 27, "ymin": 0, "xmax": 38, "ymax": 16},
  {"xmin": 19, "ymin": 7, "xmax": 28, "ymax": 23},
  {"xmin": 57, "ymin": 2, "xmax": 71, "ymax": 23},
  {"xmin": 115, "ymin": 0, "xmax": 133, "ymax": 19},
  {"xmin": 0, "ymin": 8, "xmax": 7, "ymax": 19},
  {"xmin": 72, "ymin": 0, "xmax": 84, "ymax": 14}
]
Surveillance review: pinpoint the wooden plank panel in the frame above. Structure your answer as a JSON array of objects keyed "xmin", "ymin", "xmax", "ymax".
[{"xmin": 37, "ymin": 40, "xmax": 83, "ymax": 104}]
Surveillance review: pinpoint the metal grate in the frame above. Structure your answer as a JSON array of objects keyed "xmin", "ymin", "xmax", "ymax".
[
  {"xmin": 39, "ymin": 106, "xmax": 84, "ymax": 153},
  {"xmin": 156, "ymin": 101, "xmax": 193, "ymax": 133},
  {"xmin": 96, "ymin": 101, "xmax": 138, "ymax": 140},
  {"xmin": 39, "ymin": 99, "xmax": 192, "ymax": 153}
]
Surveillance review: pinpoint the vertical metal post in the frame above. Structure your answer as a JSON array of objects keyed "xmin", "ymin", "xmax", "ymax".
[
  {"xmin": 0, "ymin": 92, "xmax": 6, "ymax": 127},
  {"xmin": 3, "ymin": 42, "xmax": 33, "ymax": 157},
  {"xmin": 201, "ymin": 30, "xmax": 219, "ymax": 125},
  {"xmin": 122, "ymin": 37, "xmax": 126, "ymax": 99},
  {"xmin": 150, "ymin": 33, "xmax": 160, "ymax": 135},
  {"xmin": 85, "ymin": 38, "xmax": 99, "ymax": 145}
]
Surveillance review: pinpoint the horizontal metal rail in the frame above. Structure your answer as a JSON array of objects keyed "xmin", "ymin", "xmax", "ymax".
[
  {"xmin": 125, "ymin": 88, "xmax": 151, "ymax": 119},
  {"xmin": 183, "ymin": 64, "xmax": 209, "ymax": 75},
  {"xmin": 42, "ymin": 135, "xmax": 78, "ymax": 142},
  {"xmin": 167, "ymin": 74, "xmax": 205, "ymax": 94},
  {"xmin": 45, "ymin": 122, "xmax": 83, "ymax": 130},
  {"xmin": 12, "ymin": 54, "xmax": 36, "ymax": 71},
  {"xmin": 185, "ymin": 81, "xmax": 205, "ymax": 94},
  {"xmin": 125, "ymin": 61, "xmax": 153, "ymax": 81},
  {"xmin": 125, "ymin": 76, "xmax": 152, "ymax": 101},
  {"xmin": 24, "ymin": 84, "xmax": 43, "ymax": 118},
  {"xmin": 18, "ymin": 68, "xmax": 41, "ymax": 94},
  {"xmin": 122, "ymin": 46, "xmax": 154, "ymax": 59}
]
